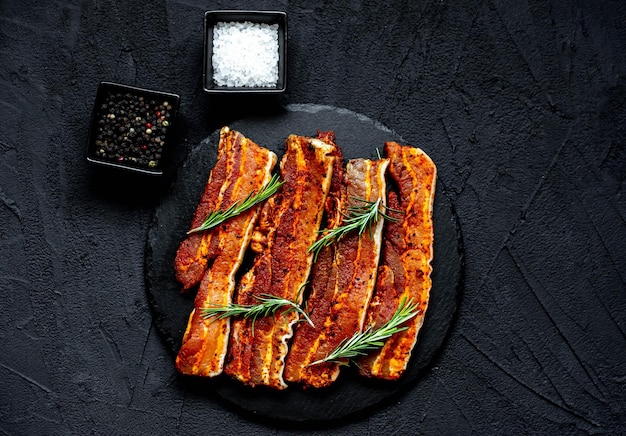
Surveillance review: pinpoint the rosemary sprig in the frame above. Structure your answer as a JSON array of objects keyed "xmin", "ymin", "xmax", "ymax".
[
  {"xmin": 188, "ymin": 174, "xmax": 283, "ymax": 234},
  {"xmin": 308, "ymin": 297, "xmax": 420, "ymax": 366},
  {"xmin": 200, "ymin": 293, "xmax": 314, "ymax": 334},
  {"xmin": 308, "ymin": 196, "xmax": 400, "ymax": 259}
]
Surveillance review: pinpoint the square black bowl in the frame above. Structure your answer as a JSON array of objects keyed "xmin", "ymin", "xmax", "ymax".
[
  {"xmin": 203, "ymin": 10, "xmax": 287, "ymax": 93},
  {"xmin": 86, "ymin": 82, "xmax": 180, "ymax": 176}
]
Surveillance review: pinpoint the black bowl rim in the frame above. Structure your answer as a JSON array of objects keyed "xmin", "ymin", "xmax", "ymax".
[
  {"xmin": 202, "ymin": 10, "xmax": 287, "ymax": 94},
  {"xmin": 86, "ymin": 81, "xmax": 180, "ymax": 176}
]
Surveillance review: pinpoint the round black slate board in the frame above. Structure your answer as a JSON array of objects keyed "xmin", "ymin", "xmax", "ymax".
[{"xmin": 145, "ymin": 104, "xmax": 464, "ymax": 424}]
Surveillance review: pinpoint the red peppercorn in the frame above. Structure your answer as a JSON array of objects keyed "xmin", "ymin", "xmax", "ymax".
[
  {"xmin": 155, "ymin": 111, "xmax": 161, "ymax": 117},
  {"xmin": 141, "ymin": 145, "xmax": 148, "ymax": 150},
  {"xmin": 146, "ymin": 122, "xmax": 153, "ymax": 128}
]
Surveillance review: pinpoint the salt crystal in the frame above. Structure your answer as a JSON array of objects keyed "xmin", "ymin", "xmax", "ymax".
[{"xmin": 212, "ymin": 21, "xmax": 280, "ymax": 88}]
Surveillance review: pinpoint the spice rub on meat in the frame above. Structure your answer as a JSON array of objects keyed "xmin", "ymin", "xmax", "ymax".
[
  {"xmin": 175, "ymin": 127, "xmax": 277, "ymax": 377},
  {"xmin": 358, "ymin": 142, "xmax": 436, "ymax": 380},
  {"xmin": 284, "ymin": 158, "xmax": 390, "ymax": 388},
  {"xmin": 224, "ymin": 134, "xmax": 337, "ymax": 389}
]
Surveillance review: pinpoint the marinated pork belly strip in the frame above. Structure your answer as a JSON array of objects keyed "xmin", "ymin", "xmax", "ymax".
[
  {"xmin": 174, "ymin": 127, "xmax": 276, "ymax": 291},
  {"xmin": 279, "ymin": 131, "xmax": 345, "ymax": 387},
  {"xmin": 358, "ymin": 142, "xmax": 436, "ymax": 380},
  {"xmin": 175, "ymin": 127, "xmax": 277, "ymax": 377},
  {"xmin": 284, "ymin": 158, "xmax": 390, "ymax": 388},
  {"xmin": 224, "ymin": 134, "xmax": 337, "ymax": 389}
]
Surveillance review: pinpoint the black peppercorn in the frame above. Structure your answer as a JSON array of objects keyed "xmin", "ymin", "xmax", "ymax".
[{"xmin": 92, "ymin": 90, "xmax": 174, "ymax": 170}]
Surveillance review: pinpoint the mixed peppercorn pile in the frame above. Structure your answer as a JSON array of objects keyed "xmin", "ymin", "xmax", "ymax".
[{"xmin": 94, "ymin": 91, "xmax": 173, "ymax": 170}]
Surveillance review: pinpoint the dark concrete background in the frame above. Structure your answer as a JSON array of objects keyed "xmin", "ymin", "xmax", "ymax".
[{"xmin": 1, "ymin": 0, "xmax": 625, "ymax": 434}]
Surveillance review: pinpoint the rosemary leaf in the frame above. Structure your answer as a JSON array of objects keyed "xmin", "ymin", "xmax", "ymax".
[
  {"xmin": 200, "ymin": 293, "xmax": 314, "ymax": 334},
  {"xmin": 188, "ymin": 174, "xmax": 283, "ymax": 234},
  {"xmin": 308, "ymin": 297, "xmax": 420, "ymax": 366},
  {"xmin": 308, "ymin": 196, "xmax": 401, "ymax": 259}
]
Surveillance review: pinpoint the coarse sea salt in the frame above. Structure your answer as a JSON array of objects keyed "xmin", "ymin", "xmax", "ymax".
[{"xmin": 212, "ymin": 21, "xmax": 279, "ymax": 88}]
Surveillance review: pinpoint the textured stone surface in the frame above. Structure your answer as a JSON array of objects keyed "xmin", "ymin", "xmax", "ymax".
[{"xmin": 1, "ymin": 0, "xmax": 625, "ymax": 434}]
